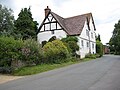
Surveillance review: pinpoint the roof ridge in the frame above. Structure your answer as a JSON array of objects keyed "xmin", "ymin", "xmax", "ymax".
[{"xmin": 65, "ymin": 12, "xmax": 92, "ymax": 19}]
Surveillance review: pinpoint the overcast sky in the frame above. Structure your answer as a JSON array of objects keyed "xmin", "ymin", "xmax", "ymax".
[{"xmin": 0, "ymin": 0, "xmax": 120, "ymax": 44}]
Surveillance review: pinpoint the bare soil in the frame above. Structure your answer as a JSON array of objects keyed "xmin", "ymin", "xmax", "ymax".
[{"xmin": 0, "ymin": 74, "xmax": 23, "ymax": 84}]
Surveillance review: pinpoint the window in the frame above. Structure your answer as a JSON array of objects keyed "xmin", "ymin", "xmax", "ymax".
[
  {"xmin": 87, "ymin": 42, "xmax": 89, "ymax": 47},
  {"xmin": 81, "ymin": 40, "xmax": 84, "ymax": 47},
  {"xmin": 91, "ymin": 32, "xmax": 93, "ymax": 38},
  {"xmin": 86, "ymin": 29, "xmax": 89, "ymax": 36},
  {"xmin": 92, "ymin": 43, "xmax": 94, "ymax": 49}
]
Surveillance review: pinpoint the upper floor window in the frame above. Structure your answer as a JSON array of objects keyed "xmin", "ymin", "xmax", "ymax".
[
  {"xmin": 91, "ymin": 32, "xmax": 93, "ymax": 38},
  {"xmin": 86, "ymin": 29, "xmax": 89, "ymax": 36}
]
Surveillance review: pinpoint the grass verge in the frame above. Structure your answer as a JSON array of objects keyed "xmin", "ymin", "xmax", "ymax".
[{"xmin": 12, "ymin": 58, "xmax": 94, "ymax": 76}]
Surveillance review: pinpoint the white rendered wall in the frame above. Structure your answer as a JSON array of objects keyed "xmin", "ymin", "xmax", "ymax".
[
  {"xmin": 37, "ymin": 30, "xmax": 67, "ymax": 44},
  {"xmin": 77, "ymin": 20, "xmax": 96, "ymax": 58}
]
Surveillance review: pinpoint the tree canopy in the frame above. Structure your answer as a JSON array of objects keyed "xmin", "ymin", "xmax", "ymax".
[
  {"xmin": 14, "ymin": 7, "xmax": 38, "ymax": 40},
  {"xmin": 109, "ymin": 20, "xmax": 120, "ymax": 54},
  {"xmin": 0, "ymin": 4, "xmax": 14, "ymax": 36},
  {"xmin": 96, "ymin": 34, "xmax": 103, "ymax": 57}
]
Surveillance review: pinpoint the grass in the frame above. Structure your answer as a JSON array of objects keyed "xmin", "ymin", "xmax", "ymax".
[{"xmin": 12, "ymin": 58, "xmax": 95, "ymax": 76}]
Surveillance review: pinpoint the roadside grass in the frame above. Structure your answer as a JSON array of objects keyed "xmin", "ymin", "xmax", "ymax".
[{"xmin": 12, "ymin": 58, "xmax": 95, "ymax": 76}]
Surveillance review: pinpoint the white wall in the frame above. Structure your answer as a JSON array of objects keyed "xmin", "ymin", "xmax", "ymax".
[
  {"xmin": 37, "ymin": 30, "xmax": 67, "ymax": 44},
  {"xmin": 77, "ymin": 19, "xmax": 96, "ymax": 58}
]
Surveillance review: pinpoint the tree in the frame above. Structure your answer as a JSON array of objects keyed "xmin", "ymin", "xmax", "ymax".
[
  {"xmin": 109, "ymin": 20, "xmax": 120, "ymax": 54},
  {"xmin": 14, "ymin": 7, "xmax": 38, "ymax": 40},
  {"xmin": 61, "ymin": 36, "xmax": 79, "ymax": 57},
  {"xmin": 96, "ymin": 34, "xmax": 101, "ymax": 41},
  {"xmin": 96, "ymin": 34, "xmax": 103, "ymax": 57},
  {"xmin": 0, "ymin": 4, "xmax": 14, "ymax": 36}
]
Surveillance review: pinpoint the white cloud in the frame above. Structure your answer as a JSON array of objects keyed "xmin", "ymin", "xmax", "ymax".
[{"xmin": 1, "ymin": 0, "xmax": 120, "ymax": 44}]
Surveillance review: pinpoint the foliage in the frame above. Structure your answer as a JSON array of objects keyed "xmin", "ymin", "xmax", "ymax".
[
  {"xmin": 96, "ymin": 40, "xmax": 103, "ymax": 57},
  {"xmin": 0, "ymin": 36, "xmax": 23, "ymax": 67},
  {"xmin": 41, "ymin": 40, "xmax": 47, "ymax": 47},
  {"xmin": 48, "ymin": 36, "xmax": 56, "ymax": 42},
  {"xmin": 0, "ymin": 36, "xmax": 43, "ymax": 74},
  {"xmin": 0, "ymin": 4, "xmax": 14, "ymax": 36},
  {"xmin": 62, "ymin": 36, "xmax": 78, "ymax": 43},
  {"xmin": 85, "ymin": 54, "xmax": 96, "ymax": 59},
  {"xmin": 21, "ymin": 39, "xmax": 43, "ymax": 65},
  {"xmin": 14, "ymin": 7, "xmax": 38, "ymax": 40},
  {"xmin": 61, "ymin": 36, "xmax": 79, "ymax": 56},
  {"xmin": 96, "ymin": 34, "xmax": 101, "ymax": 41},
  {"xmin": 96, "ymin": 34, "xmax": 103, "ymax": 57},
  {"xmin": 12, "ymin": 60, "xmax": 79, "ymax": 76},
  {"xmin": 43, "ymin": 40, "xmax": 69, "ymax": 63},
  {"xmin": 109, "ymin": 20, "xmax": 120, "ymax": 55}
]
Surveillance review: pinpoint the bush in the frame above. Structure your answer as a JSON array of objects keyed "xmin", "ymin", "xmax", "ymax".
[
  {"xmin": 21, "ymin": 39, "xmax": 43, "ymax": 66},
  {"xmin": 0, "ymin": 36, "xmax": 43, "ymax": 74},
  {"xmin": 0, "ymin": 36, "xmax": 23, "ymax": 67},
  {"xmin": 96, "ymin": 40, "xmax": 103, "ymax": 57},
  {"xmin": 61, "ymin": 36, "xmax": 79, "ymax": 56},
  {"xmin": 85, "ymin": 54, "xmax": 96, "ymax": 59},
  {"xmin": 43, "ymin": 40, "xmax": 69, "ymax": 63}
]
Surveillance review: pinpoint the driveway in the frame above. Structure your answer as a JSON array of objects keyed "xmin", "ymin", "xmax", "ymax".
[{"xmin": 0, "ymin": 55, "xmax": 120, "ymax": 90}]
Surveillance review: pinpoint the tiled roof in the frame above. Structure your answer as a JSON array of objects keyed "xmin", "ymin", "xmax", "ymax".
[
  {"xmin": 51, "ymin": 12, "xmax": 95, "ymax": 35},
  {"xmin": 38, "ymin": 11, "xmax": 96, "ymax": 35}
]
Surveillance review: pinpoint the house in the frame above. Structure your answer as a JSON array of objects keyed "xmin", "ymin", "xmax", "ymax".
[
  {"xmin": 103, "ymin": 45, "xmax": 110, "ymax": 54},
  {"xmin": 37, "ymin": 6, "xmax": 96, "ymax": 58}
]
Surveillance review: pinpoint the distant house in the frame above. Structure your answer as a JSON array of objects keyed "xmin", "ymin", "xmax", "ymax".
[
  {"xmin": 37, "ymin": 6, "xmax": 96, "ymax": 58},
  {"xmin": 103, "ymin": 45, "xmax": 110, "ymax": 54}
]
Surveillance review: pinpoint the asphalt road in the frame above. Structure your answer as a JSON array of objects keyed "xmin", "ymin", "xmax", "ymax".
[{"xmin": 0, "ymin": 55, "xmax": 120, "ymax": 90}]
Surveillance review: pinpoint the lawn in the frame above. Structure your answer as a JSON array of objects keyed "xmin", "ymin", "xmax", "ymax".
[{"xmin": 13, "ymin": 58, "xmax": 93, "ymax": 76}]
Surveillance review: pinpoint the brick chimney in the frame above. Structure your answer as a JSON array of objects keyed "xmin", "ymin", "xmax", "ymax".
[{"xmin": 44, "ymin": 6, "xmax": 51, "ymax": 17}]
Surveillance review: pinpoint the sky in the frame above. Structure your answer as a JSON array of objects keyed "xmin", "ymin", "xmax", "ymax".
[{"xmin": 0, "ymin": 0, "xmax": 120, "ymax": 44}]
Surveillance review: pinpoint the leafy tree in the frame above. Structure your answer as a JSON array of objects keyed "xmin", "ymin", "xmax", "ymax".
[
  {"xmin": 96, "ymin": 34, "xmax": 103, "ymax": 57},
  {"xmin": 0, "ymin": 4, "xmax": 14, "ymax": 36},
  {"xmin": 61, "ymin": 36, "xmax": 79, "ymax": 57},
  {"xmin": 96, "ymin": 34, "xmax": 101, "ymax": 41},
  {"xmin": 109, "ymin": 20, "xmax": 120, "ymax": 54},
  {"xmin": 14, "ymin": 7, "xmax": 38, "ymax": 40}
]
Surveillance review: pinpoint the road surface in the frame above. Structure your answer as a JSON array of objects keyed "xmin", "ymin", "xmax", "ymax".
[{"xmin": 0, "ymin": 55, "xmax": 120, "ymax": 90}]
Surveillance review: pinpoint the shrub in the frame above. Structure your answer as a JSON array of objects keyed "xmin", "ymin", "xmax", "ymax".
[
  {"xmin": 61, "ymin": 36, "xmax": 79, "ymax": 56},
  {"xmin": 96, "ymin": 40, "xmax": 103, "ymax": 57},
  {"xmin": 85, "ymin": 54, "xmax": 96, "ymax": 59},
  {"xmin": 21, "ymin": 39, "xmax": 43, "ymax": 66},
  {"xmin": 0, "ymin": 36, "xmax": 43, "ymax": 74},
  {"xmin": 0, "ymin": 36, "xmax": 23, "ymax": 67},
  {"xmin": 43, "ymin": 40, "xmax": 69, "ymax": 63},
  {"xmin": 48, "ymin": 36, "xmax": 56, "ymax": 42}
]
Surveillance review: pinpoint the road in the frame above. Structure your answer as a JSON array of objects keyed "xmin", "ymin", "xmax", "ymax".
[{"xmin": 0, "ymin": 55, "xmax": 120, "ymax": 90}]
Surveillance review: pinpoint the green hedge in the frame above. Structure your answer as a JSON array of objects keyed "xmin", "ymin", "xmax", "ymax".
[
  {"xmin": 96, "ymin": 40, "xmax": 103, "ymax": 57},
  {"xmin": 61, "ymin": 36, "xmax": 79, "ymax": 56},
  {"xmin": 0, "ymin": 36, "xmax": 23, "ymax": 67},
  {"xmin": 21, "ymin": 39, "xmax": 43, "ymax": 65},
  {"xmin": 0, "ymin": 36, "xmax": 43, "ymax": 68},
  {"xmin": 43, "ymin": 40, "xmax": 70, "ymax": 63}
]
